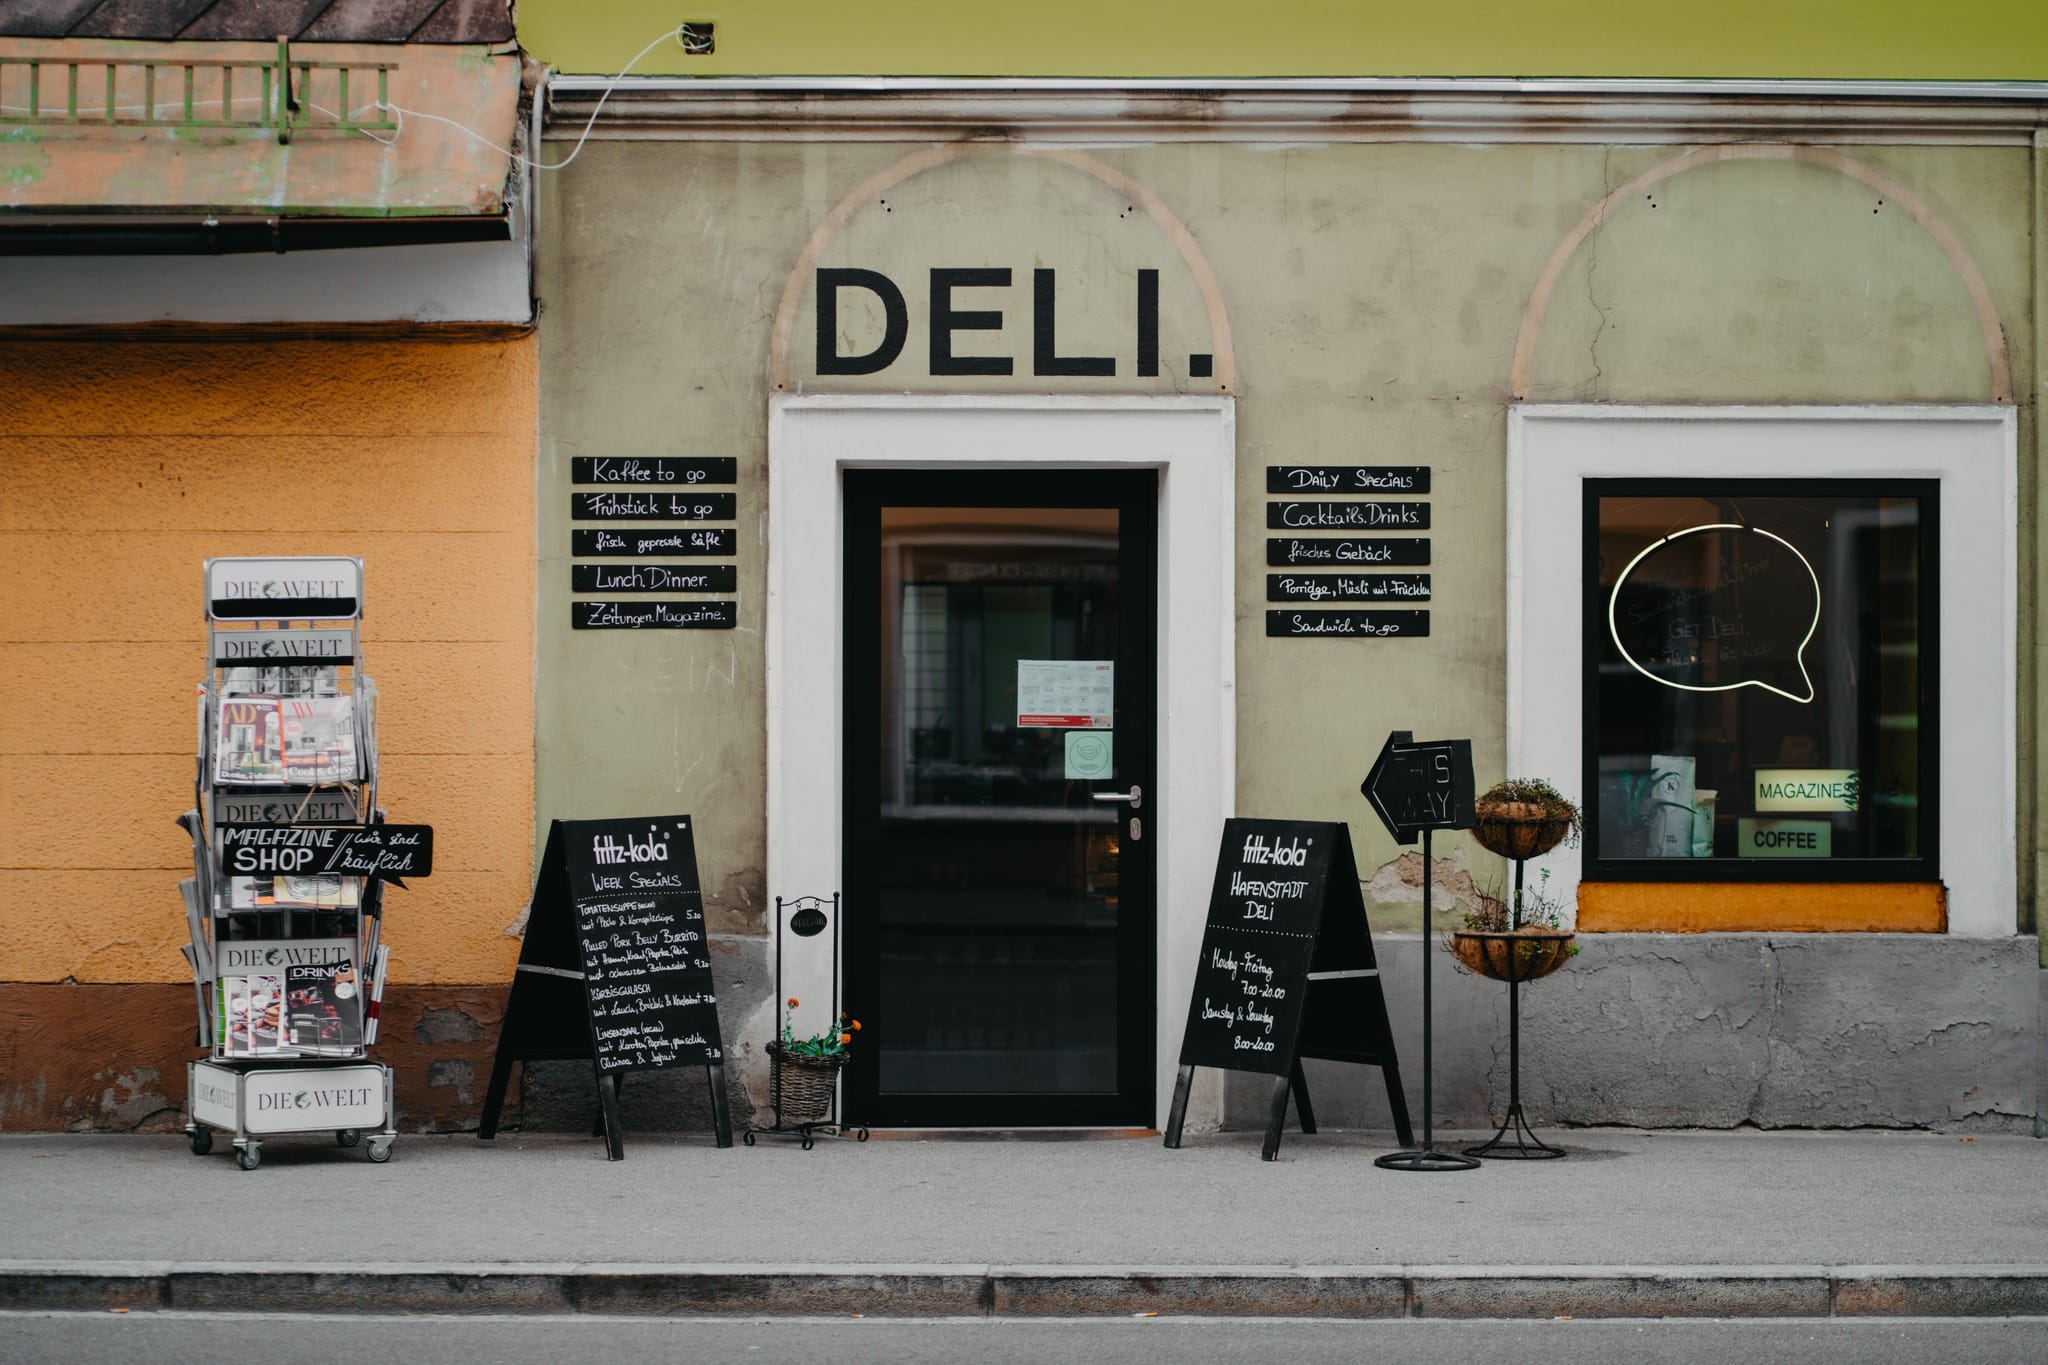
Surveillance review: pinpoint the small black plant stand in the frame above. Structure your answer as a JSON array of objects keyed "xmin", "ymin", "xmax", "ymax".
[
  {"xmin": 1463, "ymin": 853, "xmax": 1565, "ymax": 1160},
  {"xmin": 744, "ymin": 894, "xmax": 869, "ymax": 1150}
]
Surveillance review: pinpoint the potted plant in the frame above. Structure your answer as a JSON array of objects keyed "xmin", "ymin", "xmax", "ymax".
[
  {"xmin": 765, "ymin": 997, "xmax": 861, "ymax": 1127},
  {"xmin": 1470, "ymin": 777, "xmax": 1583, "ymax": 861},
  {"xmin": 1450, "ymin": 868, "xmax": 1579, "ymax": 983}
]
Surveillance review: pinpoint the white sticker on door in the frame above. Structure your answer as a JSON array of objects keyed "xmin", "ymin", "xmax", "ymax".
[
  {"xmin": 1017, "ymin": 660, "xmax": 1114, "ymax": 728},
  {"xmin": 1065, "ymin": 730, "xmax": 1114, "ymax": 780}
]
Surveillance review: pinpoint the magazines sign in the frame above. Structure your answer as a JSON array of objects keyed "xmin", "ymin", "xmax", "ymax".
[{"xmin": 205, "ymin": 557, "xmax": 362, "ymax": 621}]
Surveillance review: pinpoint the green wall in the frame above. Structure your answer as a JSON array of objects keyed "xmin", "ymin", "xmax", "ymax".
[
  {"xmin": 518, "ymin": 1, "xmax": 2048, "ymax": 78},
  {"xmin": 536, "ymin": 135, "xmax": 2036, "ymax": 936}
]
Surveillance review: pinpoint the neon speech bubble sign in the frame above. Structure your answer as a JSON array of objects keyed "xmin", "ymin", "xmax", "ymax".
[{"xmin": 1607, "ymin": 523, "xmax": 1820, "ymax": 704}]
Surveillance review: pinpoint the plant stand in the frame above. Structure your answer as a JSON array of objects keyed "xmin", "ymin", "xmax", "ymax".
[
  {"xmin": 743, "ymin": 895, "xmax": 869, "ymax": 1150},
  {"xmin": 1462, "ymin": 853, "xmax": 1566, "ymax": 1161}
]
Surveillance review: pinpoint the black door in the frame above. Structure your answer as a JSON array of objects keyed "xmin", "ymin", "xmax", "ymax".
[{"xmin": 843, "ymin": 470, "xmax": 1158, "ymax": 1127}]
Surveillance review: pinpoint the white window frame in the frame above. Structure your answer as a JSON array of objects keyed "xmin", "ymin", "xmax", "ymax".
[
  {"xmin": 1507, "ymin": 405, "xmax": 2017, "ymax": 937},
  {"xmin": 766, "ymin": 393, "xmax": 1237, "ymax": 1122}
]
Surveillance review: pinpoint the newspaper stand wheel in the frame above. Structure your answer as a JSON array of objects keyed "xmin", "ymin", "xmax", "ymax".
[
  {"xmin": 188, "ymin": 1127, "xmax": 213, "ymax": 1156},
  {"xmin": 235, "ymin": 1142, "xmax": 262, "ymax": 1172},
  {"xmin": 364, "ymin": 1136, "xmax": 393, "ymax": 1164},
  {"xmin": 335, "ymin": 1128, "xmax": 361, "ymax": 1148}
]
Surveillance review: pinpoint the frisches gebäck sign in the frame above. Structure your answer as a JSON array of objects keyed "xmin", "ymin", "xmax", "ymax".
[
  {"xmin": 814, "ymin": 266, "xmax": 1215, "ymax": 379},
  {"xmin": 1267, "ymin": 537, "xmax": 1430, "ymax": 568},
  {"xmin": 479, "ymin": 816, "xmax": 731, "ymax": 1159},
  {"xmin": 1164, "ymin": 819, "xmax": 1411, "ymax": 1161}
]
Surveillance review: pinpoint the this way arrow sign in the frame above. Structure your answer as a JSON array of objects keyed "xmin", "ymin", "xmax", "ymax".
[{"xmin": 1360, "ymin": 730, "xmax": 1476, "ymax": 846}]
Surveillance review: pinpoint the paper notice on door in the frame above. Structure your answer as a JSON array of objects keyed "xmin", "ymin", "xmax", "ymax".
[
  {"xmin": 1065, "ymin": 730, "xmax": 1114, "ymax": 780},
  {"xmin": 1017, "ymin": 660, "xmax": 1114, "ymax": 728}
]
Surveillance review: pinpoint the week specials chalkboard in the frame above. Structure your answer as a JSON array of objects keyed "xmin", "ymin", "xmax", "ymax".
[
  {"xmin": 571, "ymin": 491, "xmax": 736, "ymax": 522},
  {"xmin": 1267, "ymin": 466, "xmax": 1430, "ymax": 495},
  {"xmin": 562, "ymin": 816, "xmax": 723, "ymax": 1074},
  {"xmin": 572, "ymin": 457, "xmax": 737, "ymax": 486},
  {"xmin": 1179, "ymin": 820, "xmax": 1336, "ymax": 1075},
  {"xmin": 1267, "ymin": 573, "xmax": 1430, "ymax": 603},
  {"xmin": 1268, "ymin": 501, "xmax": 1429, "ymax": 531},
  {"xmin": 1267, "ymin": 609, "xmax": 1429, "ymax": 638},
  {"xmin": 1267, "ymin": 537, "xmax": 1430, "ymax": 568},
  {"xmin": 574, "ymin": 527, "xmax": 737, "ymax": 557}
]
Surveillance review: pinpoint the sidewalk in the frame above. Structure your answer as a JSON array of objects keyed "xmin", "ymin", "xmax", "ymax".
[{"xmin": 3, "ymin": 1128, "xmax": 2045, "ymax": 1318}]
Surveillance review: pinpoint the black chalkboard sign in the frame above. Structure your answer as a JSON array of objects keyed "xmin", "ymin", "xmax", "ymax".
[
  {"xmin": 1266, "ymin": 573, "xmax": 1430, "ymax": 603},
  {"xmin": 572, "ymin": 457, "xmax": 737, "ymax": 486},
  {"xmin": 478, "ymin": 817, "xmax": 731, "ymax": 1159},
  {"xmin": 1268, "ymin": 538, "xmax": 1430, "ymax": 568},
  {"xmin": 1267, "ymin": 466, "xmax": 1430, "ymax": 495},
  {"xmin": 572, "ymin": 564, "xmax": 738, "ymax": 595},
  {"xmin": 572, "ymin": 601, "xmax": 738, "ymax": 630},
  {"xmin": 572, "ymin": 492, "xmax": 736, "ymax": 522},
  {"xmin": 574, "ymin": 528, "xmax": 736, "ymax": 557},
  {"xmin": 218, "ymin": 823, "xmax": 434, "ymax": 885},
  {"xmin": 1165, "ymin": 819, "xmax": 1410, "ymax": 1160},
  {"xmin": 1267, "ymin": 501, "xmax": 1429, "ymax": 532},
  {"xmin": 1267, "ymin": 609, "xmax": 1429, "ymax": 638}
]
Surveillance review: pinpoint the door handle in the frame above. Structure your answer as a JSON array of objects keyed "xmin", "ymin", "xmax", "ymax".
[{"xmin": 1091, "ymin": 784, "xmax": 1142, "ymax": 810}]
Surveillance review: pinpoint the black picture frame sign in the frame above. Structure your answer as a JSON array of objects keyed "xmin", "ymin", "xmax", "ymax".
[
  {"xmin": 478, "ymin": 817, "xmax": 731, "ymax": 1158},
  {"xmin": 1164, "ymin": 819, "xmax": 1412, "ymax": 1161}
]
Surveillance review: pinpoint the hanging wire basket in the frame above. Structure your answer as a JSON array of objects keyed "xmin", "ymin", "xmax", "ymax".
[{"xmin": 766, "ymin": 1042, "xmax": 846, "ymax": 1126}]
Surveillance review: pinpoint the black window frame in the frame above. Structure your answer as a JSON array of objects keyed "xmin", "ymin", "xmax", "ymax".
[{"xmin": 1580, "ymin": 477, "xmax": 1940, "ymax": 884}]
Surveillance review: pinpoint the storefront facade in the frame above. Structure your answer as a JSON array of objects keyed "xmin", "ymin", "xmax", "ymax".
[{"xmin": 528, "ymin": 13, "xmax": 2047, "ymax": 1134}]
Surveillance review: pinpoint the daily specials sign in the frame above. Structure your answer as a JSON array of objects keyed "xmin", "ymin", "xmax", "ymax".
[
  {"xmin": 479, "ymin": 817, "xmax": 731, "ymax": 1157},
  {"xmin": 1164, "ymin": 819, "xmax": 1411, "ymax": 1160}
]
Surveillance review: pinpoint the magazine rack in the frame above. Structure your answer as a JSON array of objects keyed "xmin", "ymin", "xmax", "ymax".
[{"xmin": 180, "ymin": 557, "xmax": 398, "ymax": 1170}]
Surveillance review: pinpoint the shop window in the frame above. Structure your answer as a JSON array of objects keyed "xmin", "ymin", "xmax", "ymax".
[{"xmin": 1584, "ymin": 480, "xmax": 1937, "ymax": 882}]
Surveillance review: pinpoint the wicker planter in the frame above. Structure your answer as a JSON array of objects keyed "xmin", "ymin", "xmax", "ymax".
[
  {"xmin": 1470, "ymin": 798, "xmax": 1574, "ymax": 860},
  {"xmin": 767, "ymin": 1043, "xmax": 845, "ymax": 1125},
  {"xmin": 1450, "ymin": 929, "xmax": 1575, "ymax": 983}
]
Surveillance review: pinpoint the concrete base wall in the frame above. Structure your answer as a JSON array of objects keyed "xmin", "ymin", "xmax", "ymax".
[{"xmin": 1226, "ymin": 934, "xmax": 2046, "ymax": 1136}]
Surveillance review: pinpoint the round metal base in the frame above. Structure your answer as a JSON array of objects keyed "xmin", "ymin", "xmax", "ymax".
[
  {"xmin": 1374, "ymin": 1147, "xmax": 1482, "ymax": 1172},
  {"xmin": 1462, "ymin": 1103, "xmax": 1566, "ymax": 1160}
]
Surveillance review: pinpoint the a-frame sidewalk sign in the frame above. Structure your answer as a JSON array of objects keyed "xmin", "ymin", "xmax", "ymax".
[{"xmin": 1164, "ymin": 817, "xmax": 1413, "ymax": 1160}]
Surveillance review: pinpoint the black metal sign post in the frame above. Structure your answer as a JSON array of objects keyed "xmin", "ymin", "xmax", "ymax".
[{"xmin": 1362, "ymin": 731, "xmax": 1481, "ymax": 1173}]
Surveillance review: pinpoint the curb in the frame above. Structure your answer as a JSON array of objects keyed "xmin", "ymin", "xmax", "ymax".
[{"xmin": 5, "ymin": 1262, "xmax": 2048, "ymax": 1319}]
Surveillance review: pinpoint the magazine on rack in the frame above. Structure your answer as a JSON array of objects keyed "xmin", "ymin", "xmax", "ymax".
[
  {"xmin": 217, "ymin": 973, "xmax": 288, "ymax": 1057},
  {"xmin": 280, "ymin": 696, "xmax": 358, "ymax": 784},
  {"xmin": 287, "ymin": 961, "xmax": 365, "ymax": 1053},
  {"xmin": 228, "ymin": 875, "xmax": 363, "ymax": 912},
  {"xmin": 214, "ymin": 697, "xmax": 285, "ymax": 784},
  {"xmin": 221, "ymin": 665, "xmax": 341, "ymax": 698}
]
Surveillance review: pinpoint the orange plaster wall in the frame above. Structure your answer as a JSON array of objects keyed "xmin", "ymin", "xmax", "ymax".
[{"xmin": 0, "ymin": 336, "xmax": 536, "ymax": 985}]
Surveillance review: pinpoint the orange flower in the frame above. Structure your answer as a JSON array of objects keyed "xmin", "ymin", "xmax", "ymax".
[
  {"xmin": 839, "ymin": 1032, "xmax": 853, "ymax": 1045},
  {"xmin": 851, "ymin": 1020, "xmax": 862, "ymax": 1031},
  {"xmin": 787, "ymin": 997, "xmax": 799, "ymax": 1008}
]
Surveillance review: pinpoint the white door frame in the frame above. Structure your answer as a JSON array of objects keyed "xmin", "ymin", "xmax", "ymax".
[
  {"xmin": 1507, "ymin": 404, "xmax": 2017, "ymax": 936},
  {"xmin": 767, "ymin": 393, "xmax": 1237, "ymax": 1124}
]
